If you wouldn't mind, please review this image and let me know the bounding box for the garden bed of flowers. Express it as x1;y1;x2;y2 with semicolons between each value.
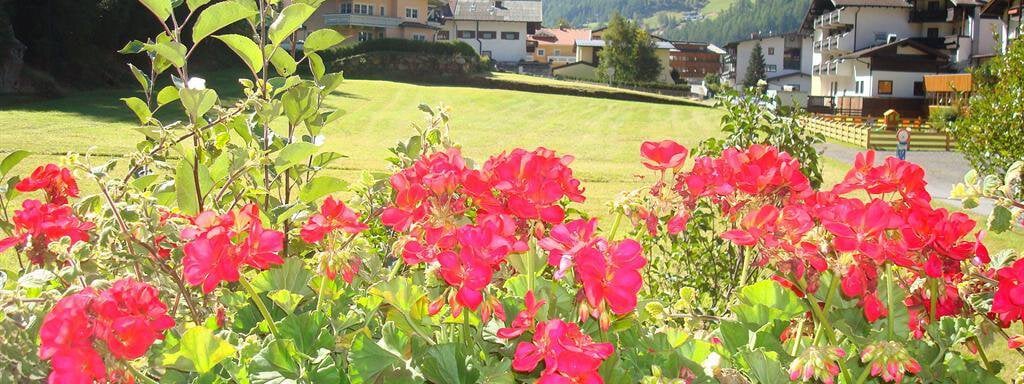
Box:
1;1;1023;383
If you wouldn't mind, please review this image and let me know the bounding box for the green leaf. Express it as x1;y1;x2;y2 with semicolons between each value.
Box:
319;72;345;94
179;88;218;121
138;0;173;22
127;63;150;91
0;150;31;178
251;258;313;295
174;157;213;215
274;142;318;172
267;46;298;76
178;326;235;374
156;85;180;107
267;289;304;315
18;269;56;289
743;350;789;384
308;52;326;80
348;328;419;384
733;280;804;326
988;205;1013;233
145;41;187;68
278;312;334;356
371;277;428;315
303;29;346;53
121;97;153;124
267;3;316;46
251;339;302;381
299;176;349;203
214;34;264;74
186;0;211;11
282;83;317;125
416;343;480;384
192;1;257;45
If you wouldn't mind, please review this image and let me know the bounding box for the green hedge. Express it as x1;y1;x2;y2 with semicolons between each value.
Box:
323;39;479;61
554;75;692;92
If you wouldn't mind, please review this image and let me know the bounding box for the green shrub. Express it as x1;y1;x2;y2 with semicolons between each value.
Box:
323;38;479;61
948;38;1024;175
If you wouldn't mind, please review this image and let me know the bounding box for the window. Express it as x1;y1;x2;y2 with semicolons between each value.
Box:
786;84;801;91
856;80;864;94
413;34;427;41
340;3;352;13
358;31;372;42
380;6;384;15
479;31;496;40
878;80;893;95
348;3;372;15
766;64;778;72
501;32;520;40
767;47;775;55
913;81;925;96
457;30;475;39
928;1;940;11
927;28;939;38
437;30;450;40
537;48;546;56
553;49;561;56
405;8;419;19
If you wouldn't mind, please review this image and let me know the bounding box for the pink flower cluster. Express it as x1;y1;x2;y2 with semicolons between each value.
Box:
38;279;174;384
511;319;614;383
181;204;285;293
0;164;93;265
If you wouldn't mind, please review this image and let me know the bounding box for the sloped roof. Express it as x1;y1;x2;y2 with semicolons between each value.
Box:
839;38;950;59
450;0;543;22
529;28;592;45
981;0;1012;16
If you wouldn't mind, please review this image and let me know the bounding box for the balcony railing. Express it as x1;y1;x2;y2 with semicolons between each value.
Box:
815;32;853;54
910;8;950;23
324;14;401;29
813;8;852;29
813;60;839;76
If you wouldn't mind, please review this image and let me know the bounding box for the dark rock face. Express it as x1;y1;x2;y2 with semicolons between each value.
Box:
334;52;481;78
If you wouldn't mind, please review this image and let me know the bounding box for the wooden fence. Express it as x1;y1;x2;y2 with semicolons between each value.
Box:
801;116;956;151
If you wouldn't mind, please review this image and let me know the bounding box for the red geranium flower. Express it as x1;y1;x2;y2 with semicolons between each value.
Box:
300;197;368;243
181;205;284;293
91;279;175;359
39;279;174;384
15;164;80;205
540;218;598;279
498;291;546;339
640;140;688;171
574;239;646;329
0;199;94;265
467;148;585;225
823;199;902;261
512;319;613;383
992;259;1024;327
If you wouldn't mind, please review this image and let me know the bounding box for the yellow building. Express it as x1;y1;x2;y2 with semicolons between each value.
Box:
305;0;441;43
527;28;591;67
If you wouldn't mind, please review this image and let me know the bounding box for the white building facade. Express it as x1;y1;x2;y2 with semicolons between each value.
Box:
439;0;542;62
723;33;814;95
803;0;1000;100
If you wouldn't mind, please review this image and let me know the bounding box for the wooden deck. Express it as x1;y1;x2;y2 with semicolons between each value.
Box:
801;116;956;151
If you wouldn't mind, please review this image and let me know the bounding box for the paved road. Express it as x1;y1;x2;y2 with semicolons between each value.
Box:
817;142;994;215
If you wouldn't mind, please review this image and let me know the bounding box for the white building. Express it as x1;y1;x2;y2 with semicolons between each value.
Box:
551;39;678;84
802;0;1001;116
439;0;543;62
723;32;813;103
981;0;1022;54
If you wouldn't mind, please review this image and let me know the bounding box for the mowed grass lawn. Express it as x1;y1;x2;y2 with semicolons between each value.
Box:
0;75;722;216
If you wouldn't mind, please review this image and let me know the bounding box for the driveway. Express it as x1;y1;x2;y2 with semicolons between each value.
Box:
817;142;994;215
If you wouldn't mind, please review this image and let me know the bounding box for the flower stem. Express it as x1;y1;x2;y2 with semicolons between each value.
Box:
608;211;624;241
126;364;160;384
885;263;896;341
797;278;853;384
316;275;329;312
239;275;279;337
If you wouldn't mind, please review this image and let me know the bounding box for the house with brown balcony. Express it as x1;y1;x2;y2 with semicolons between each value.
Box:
802;0;1001;118
305;0;442;44
666;41;725;84
527;27;591;67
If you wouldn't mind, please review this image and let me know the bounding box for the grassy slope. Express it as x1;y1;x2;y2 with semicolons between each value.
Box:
701;0;740;18
0;75;722;216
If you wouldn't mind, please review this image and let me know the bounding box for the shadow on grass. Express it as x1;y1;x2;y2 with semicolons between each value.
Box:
0;69;249;123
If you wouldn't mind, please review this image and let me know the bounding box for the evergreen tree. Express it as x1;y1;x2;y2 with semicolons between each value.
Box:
556;17;573;29
597;13;662;83
743;42;766;88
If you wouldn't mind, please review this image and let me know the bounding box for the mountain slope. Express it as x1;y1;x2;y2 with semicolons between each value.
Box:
543;0;706;27
664;0;810;44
